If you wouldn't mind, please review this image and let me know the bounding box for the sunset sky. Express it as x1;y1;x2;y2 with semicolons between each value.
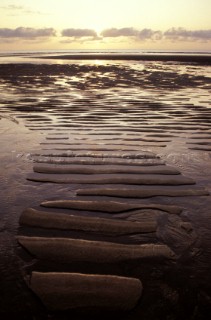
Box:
0;0;210;51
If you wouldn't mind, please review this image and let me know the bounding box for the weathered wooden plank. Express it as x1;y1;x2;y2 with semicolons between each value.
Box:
18;236;175;263
33;158;165;166
41;199;182;214
31;151;158;159
77;188;209;198
27;173;195;185
29;272;142;311
19;208;157;234
33;164;180;175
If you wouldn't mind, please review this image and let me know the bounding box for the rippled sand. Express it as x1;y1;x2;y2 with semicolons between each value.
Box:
0;57;211;319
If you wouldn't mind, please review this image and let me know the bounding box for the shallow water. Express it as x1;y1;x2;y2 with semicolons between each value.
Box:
0;58;211;319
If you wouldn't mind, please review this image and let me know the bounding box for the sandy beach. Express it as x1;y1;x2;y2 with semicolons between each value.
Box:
0;53;211;319
37;53;211;65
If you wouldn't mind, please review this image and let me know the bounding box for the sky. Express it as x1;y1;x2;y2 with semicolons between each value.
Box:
0;0;211;51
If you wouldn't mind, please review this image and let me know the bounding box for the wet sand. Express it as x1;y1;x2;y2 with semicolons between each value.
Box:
0;56;211;319
36;53;211;65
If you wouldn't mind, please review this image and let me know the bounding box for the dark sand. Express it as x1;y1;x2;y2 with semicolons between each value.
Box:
37;53;211;65
0;55;211;319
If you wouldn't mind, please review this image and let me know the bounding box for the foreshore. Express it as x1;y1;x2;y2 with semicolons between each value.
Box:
0;57;211;319
35;53;211;64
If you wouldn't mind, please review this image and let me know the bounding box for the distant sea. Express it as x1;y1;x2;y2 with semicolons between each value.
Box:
0;49;211;64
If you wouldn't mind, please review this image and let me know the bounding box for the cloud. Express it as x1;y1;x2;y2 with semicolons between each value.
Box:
101;27;162;40
100;27;211;42
0;4;45;15
0;27;56;39
164;28;211;41
138;28;163;40
62;28;98;38
101;27;138;37
0;25;210;44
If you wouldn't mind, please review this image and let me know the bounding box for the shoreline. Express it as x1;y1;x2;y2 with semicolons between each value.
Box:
34;53;211;65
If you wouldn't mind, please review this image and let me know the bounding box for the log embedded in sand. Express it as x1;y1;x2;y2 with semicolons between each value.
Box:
41;199;182;214
76;188;209;198
29;272;142;311
188;146;211;151
33;164;180;175
187;142;211;146
41;145;165;151
32;151;158;159
17;236;175;262
19;208;157;234
27;173;195;185
41;140;168;145
33;157;165;166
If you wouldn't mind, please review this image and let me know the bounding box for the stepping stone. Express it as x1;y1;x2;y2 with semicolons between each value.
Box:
29;272;142;311
17;236;175;263
19;208;157;234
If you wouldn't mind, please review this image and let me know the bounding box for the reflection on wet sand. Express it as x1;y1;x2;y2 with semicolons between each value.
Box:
0;58;211;319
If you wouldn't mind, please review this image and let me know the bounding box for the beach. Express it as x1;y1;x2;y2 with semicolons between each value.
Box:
0;52;211;319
